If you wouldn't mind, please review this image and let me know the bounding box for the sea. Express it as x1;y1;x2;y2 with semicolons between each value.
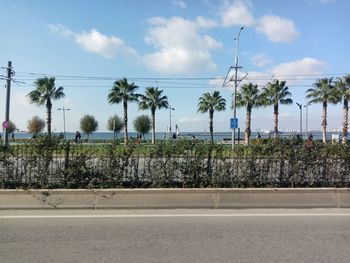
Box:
8;131;345;143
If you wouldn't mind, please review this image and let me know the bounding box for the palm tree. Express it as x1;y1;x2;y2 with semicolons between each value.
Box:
108;78;139;144
236;83;262;144
261;80;293;138
27;77;65;136
138;87;169;144
306;78;340;144
335;75;350;144
197;91;226;143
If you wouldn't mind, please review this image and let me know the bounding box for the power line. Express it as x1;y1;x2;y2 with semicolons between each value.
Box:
13;83;322;90
8;71;349;91
14;71;349;80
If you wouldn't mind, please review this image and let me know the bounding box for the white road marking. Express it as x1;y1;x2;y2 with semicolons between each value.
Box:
1;213;350;219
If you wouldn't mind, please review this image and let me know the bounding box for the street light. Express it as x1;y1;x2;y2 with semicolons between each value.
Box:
168;105;175;139
232;26;244;149
57;106;70;139
304;104;310;137
296;103;302;139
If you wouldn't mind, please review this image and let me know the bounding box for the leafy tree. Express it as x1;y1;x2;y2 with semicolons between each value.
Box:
7;121;17;134
107;115;124;140
133;115;151;139
306;78;340;144
335;74;350;144
27;77;64;136
108;78;139;144
261;80;293;138
139;87;169;144
27;116;45;137
197;91;226;143
236;83;262;144
80;115;98;140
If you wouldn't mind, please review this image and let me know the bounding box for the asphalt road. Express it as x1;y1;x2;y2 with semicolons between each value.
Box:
1;209;350;263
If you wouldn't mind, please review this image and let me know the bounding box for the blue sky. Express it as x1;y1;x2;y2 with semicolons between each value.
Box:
0;0;349;133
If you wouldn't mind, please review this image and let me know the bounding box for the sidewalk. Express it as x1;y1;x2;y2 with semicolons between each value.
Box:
0;188;349;209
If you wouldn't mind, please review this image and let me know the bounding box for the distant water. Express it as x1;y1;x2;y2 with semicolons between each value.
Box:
9;131;345;142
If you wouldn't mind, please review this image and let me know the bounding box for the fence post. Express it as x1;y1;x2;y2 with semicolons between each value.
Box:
64;141;70;171
279;144;285;187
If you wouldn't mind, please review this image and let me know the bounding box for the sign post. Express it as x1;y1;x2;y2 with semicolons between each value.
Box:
230;118;238;129
230;118;238;147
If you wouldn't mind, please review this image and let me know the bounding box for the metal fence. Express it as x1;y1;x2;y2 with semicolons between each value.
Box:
1;140;350;189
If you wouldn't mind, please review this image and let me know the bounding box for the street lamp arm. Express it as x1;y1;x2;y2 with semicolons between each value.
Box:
234;27;244;66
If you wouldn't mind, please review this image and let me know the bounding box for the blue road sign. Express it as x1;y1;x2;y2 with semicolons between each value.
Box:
230;118;238;129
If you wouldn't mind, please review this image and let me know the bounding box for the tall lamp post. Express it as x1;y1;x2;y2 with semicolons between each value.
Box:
304;104;309;137
296;103;302;138
57;106;70;139
168;105;175;139
232;26;244;149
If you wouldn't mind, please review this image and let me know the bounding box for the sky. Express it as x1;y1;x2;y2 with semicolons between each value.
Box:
0;0;349;134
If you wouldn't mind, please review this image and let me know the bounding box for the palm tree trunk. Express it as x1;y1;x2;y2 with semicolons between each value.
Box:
245;105;252;145
123;99;128;144
342;99;348;144
151;108;156;144
322;101;327;144
46;99;52;136
209;110;214;144
274;104;279;138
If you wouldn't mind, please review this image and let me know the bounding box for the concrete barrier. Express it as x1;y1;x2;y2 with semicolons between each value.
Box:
0;188;349;209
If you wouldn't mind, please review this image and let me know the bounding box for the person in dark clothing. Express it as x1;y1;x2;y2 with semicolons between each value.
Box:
75;131;81;143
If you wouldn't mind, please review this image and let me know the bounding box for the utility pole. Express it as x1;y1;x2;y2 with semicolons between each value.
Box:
168;105;175;139
3;61;13;147
57;106;70;140
296;103;302;139
304;104;309;137
223;27;247;149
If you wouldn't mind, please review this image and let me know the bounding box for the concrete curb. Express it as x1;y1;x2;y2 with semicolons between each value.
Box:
0;188;349;209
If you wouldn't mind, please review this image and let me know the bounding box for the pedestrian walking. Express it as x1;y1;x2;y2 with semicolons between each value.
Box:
75;131;81;143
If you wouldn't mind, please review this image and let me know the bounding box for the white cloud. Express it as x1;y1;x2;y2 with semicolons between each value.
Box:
255;15;299;43
144;17;222;74
48;24;73;37
221;1;255;27
48;24;136;58
172;0;187;9
251;53;273;67
219;2;299;43
211;57;327;88
144;48;217;74
271;57;327;79
75;29;136;58
196;16;218;29
209;77;227;88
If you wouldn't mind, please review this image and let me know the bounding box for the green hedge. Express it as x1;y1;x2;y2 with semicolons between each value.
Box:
0;137;349;189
